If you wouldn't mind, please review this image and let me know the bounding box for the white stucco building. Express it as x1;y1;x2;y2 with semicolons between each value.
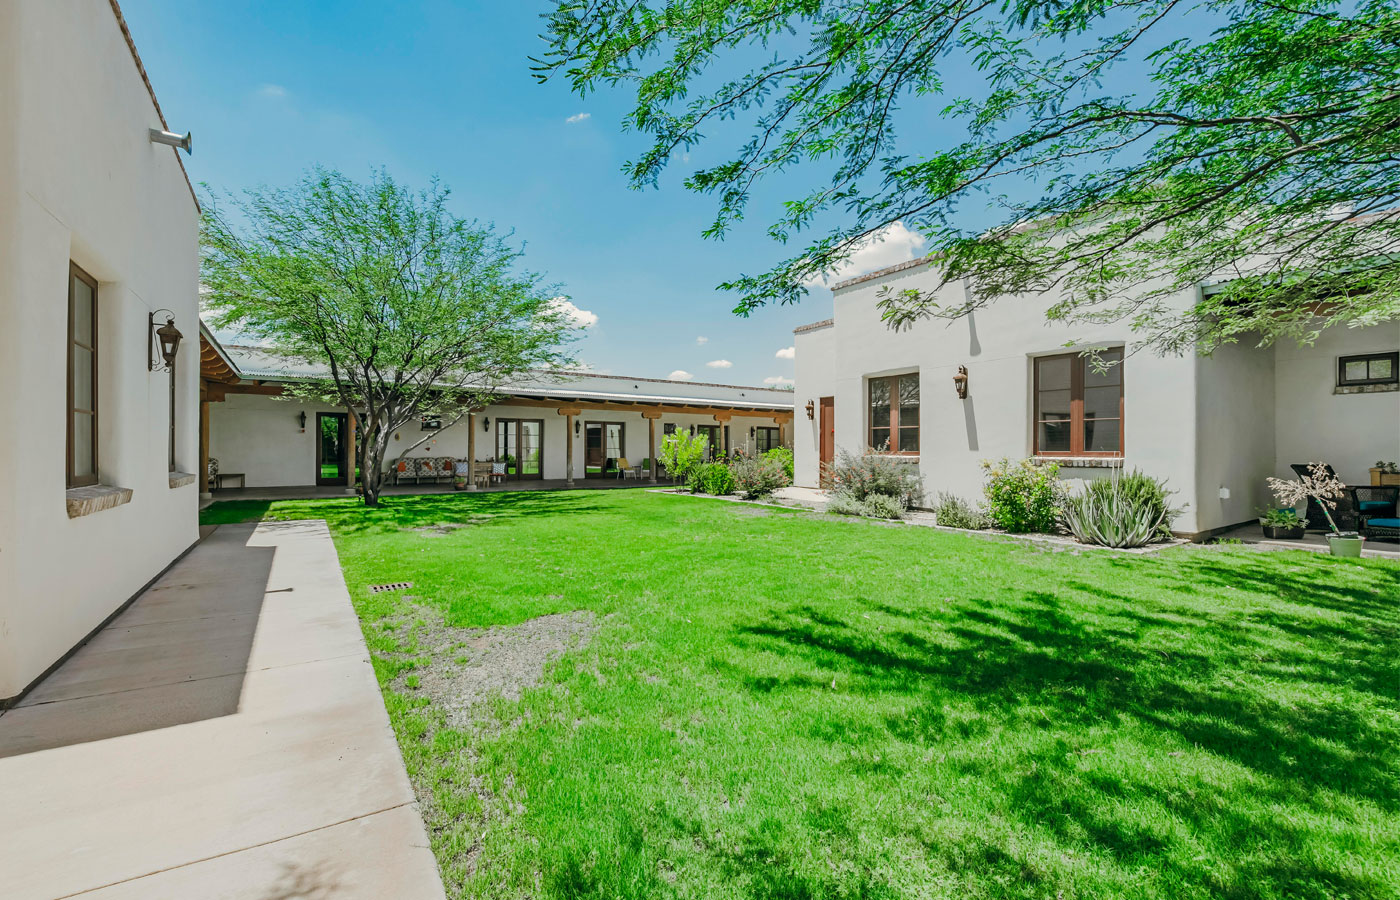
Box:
0;1;201;703
202;346;795;490
793;258;1400;537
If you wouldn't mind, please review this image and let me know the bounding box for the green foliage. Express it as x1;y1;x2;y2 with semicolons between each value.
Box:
826;448;923;508
1259;507;1308;528
824;491;865;517
659;428;708;488
538;0;1400;352
688;462;736;496
1062;471;1179;548
731;455;789;499
981;458;1067;533
858;493;906;520
933;492;991;530
763;447;795;482
200;168;575;505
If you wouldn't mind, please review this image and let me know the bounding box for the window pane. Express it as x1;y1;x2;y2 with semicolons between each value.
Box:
1037;356;1070;391
72;346;94;410
870;427;890;450
1084;385;1120;419
898;376;918;429
72;276;94;345
1038;420;1071;452
521;422;542;476
1084;350;1123;387
1038;389;1071;418
606;424;623;458
1345;360;1368;382
898;427;919;453
1370;357;1394;381
1084;418;1121;453
869;378;890;428
72;411;94;478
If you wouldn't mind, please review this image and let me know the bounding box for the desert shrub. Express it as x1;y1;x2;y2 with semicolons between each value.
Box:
825;492;865;516
826;448;923;508
659;429;708;489
933;492;990;530
1062;470;1180;548
763;447;795;481
981;457;1067;533
688;462;736;495
859;493;906;520
732;456;789;499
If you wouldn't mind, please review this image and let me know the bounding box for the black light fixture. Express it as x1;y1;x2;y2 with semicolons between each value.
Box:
297;410;307;430
148;310;183;372
749;426;755;439
482;416;491;432
575;419;581;436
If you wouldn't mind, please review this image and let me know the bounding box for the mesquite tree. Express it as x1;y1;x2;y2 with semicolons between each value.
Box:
202;168;577;505
537;0;1400;353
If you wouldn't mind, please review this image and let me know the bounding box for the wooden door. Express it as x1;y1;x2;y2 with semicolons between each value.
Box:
316;412;348;485
818;397;835;472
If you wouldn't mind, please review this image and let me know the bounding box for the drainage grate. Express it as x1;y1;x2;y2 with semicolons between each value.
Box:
368;581;413;594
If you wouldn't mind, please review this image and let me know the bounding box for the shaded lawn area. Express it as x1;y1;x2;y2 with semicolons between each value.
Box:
201;490;1400;900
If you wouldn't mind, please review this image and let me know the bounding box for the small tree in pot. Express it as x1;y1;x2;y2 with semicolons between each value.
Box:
1266;463;1362;557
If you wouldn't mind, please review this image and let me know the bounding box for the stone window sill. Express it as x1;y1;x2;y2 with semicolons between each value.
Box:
1334;382;1398;395
66;484;133;519
168;471;197;489
1035;456;1128;469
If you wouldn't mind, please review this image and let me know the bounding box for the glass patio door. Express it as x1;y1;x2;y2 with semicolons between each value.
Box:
495;419;544;480
316;413;348;485
584;422;625;477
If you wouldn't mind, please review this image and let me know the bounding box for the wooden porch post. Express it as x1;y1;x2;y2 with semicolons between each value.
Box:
344;408;357;494
559;407;581;487
642;411;661;483
714;412;732;459
198;388;211;499
466;412;478;490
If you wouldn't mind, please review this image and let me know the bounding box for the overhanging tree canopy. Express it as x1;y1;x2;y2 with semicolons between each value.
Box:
537;0;1400;353
201;168;577;505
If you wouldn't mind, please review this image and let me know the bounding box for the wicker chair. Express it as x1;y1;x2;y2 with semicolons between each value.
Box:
1290;463;1358;532
1355;486;1400;542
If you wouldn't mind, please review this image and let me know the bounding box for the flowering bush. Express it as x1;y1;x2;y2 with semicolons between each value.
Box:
826;491;905;520
933;492;991;530
764;447;795;481
981;458;1067;533
825;447;923;508
1267;462;1348;533
732;456;789;499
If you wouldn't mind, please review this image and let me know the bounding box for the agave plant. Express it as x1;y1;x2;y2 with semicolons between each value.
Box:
1061;471;1178;548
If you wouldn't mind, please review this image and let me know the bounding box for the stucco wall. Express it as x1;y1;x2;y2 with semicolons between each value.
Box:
793;264;1209;530
1274;323;1400;485
0;2;200;700
1194;339;1277;529
210;393;786;486
792;323;836;487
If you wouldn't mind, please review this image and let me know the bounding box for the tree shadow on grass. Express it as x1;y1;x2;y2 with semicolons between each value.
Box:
724;574;1400;898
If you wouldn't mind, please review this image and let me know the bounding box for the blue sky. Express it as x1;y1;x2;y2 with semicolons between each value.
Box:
120;0;941;388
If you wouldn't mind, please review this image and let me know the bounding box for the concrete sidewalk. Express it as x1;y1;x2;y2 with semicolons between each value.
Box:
0;521;445;900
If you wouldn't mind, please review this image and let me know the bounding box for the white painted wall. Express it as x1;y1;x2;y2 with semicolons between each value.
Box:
792;323;836;487
210;394;786;486
0;2;201;699
1274;323;1400;485
794;262;1206;531
1194;339;1277;528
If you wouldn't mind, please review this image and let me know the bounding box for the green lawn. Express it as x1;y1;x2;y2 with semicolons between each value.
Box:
201;490;1400;900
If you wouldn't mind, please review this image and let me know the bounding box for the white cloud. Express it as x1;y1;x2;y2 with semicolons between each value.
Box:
775;346;796;360
668;370;695;381
548;297;598;329
565;112;591;124
763;375;795;387
696;336;709;345
801;221;927;289
256;83;288;99
706;359;733;369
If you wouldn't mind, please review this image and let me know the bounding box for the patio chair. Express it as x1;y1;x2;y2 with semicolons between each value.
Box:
472;461;492;488
1355;486;1400;542
490;461;507;484
1290;463;1358;532
392;458;411;485
617;457;637;479
439;457;455;484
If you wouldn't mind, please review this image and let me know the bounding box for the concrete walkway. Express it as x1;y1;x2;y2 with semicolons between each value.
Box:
0;521;445;900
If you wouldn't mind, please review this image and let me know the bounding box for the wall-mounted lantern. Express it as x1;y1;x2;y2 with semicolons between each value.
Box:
297;410;307;430
749;426;755;440
148;310;183;372
483;416;491;432
953;365;969;399
575;419;581;436
805;400;815;420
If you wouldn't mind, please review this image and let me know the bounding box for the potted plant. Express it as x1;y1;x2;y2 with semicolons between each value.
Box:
1257;507;1307;540
1371;461;1400;487
1267;462;1364;557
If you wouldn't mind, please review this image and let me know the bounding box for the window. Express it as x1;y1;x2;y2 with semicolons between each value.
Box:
868;374;918;453
755;426;780;453
68;263;99;487
695;424;720;458
420;415;442;430
1338;351;1398;387
1034;349;1124;456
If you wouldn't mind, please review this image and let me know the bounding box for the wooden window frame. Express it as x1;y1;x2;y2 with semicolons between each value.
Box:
495;418;546;480
755;426;780;453
68;263;100;488
1033;350;1125;458
1337;351;1399;387
584;420;626;477
867;373;919;455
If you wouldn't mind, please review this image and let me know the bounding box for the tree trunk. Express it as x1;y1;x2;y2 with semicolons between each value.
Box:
359;417;390;507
